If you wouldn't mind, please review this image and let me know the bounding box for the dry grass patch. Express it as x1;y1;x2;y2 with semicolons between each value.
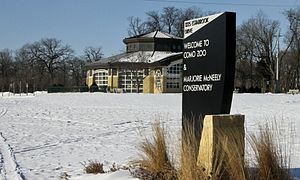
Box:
134;119;292;180
134;121;177;179
82;160;105;174
216;129;248;180
178;120;206;180
249;123;292;180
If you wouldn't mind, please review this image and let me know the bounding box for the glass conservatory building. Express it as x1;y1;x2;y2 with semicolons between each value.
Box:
85;31;183;93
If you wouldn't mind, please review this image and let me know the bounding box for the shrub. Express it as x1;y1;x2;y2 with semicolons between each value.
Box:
178;119;206;180
215;129;248;180
249;123;292;180
47;84;90;93
89;82;99;92
59;172;71;180
79;84;89;92
82;160;104;174
134;122;177;180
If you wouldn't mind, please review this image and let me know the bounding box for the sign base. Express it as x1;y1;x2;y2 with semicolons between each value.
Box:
197;114;245;177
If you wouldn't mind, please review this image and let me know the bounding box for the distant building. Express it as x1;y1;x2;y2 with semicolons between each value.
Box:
85;31;183;93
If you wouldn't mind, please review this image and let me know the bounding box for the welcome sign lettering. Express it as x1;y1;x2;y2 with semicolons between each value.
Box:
182;12;236;143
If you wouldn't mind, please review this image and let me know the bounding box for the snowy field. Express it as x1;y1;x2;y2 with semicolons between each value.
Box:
0;92;299;180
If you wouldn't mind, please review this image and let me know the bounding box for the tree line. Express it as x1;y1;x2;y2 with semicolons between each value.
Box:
236;9;300;92
0;38;103;92
128;6;300;92
1;6;300;93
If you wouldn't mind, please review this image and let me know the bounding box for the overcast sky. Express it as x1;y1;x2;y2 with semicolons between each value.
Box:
0;0;299;57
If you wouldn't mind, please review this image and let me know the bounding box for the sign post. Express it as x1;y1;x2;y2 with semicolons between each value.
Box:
182;12;236;149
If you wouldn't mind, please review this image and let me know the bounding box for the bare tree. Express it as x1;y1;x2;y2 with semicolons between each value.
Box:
127;6;203;37
145;10;163;32
284;8;300;89
238;11;279;92
161;6;180;34
127;16;147;36
174;7;203;37
84;46;103;63
29;38;74;84
0;49;14;91
280;52;297;90
15;45;36;91
236;21;258;89
68;57;86;86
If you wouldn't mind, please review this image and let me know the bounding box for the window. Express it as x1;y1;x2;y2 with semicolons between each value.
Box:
127;43;139;52
140;43;154;51
94;70;108;87
166;63;182;89
156;43;170;51
155;70;161;89
167;63;182;75
177;45;182;51
172;44;177;51
119;69;144;93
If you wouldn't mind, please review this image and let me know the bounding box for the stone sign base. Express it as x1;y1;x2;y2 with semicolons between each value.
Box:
197;114;245;176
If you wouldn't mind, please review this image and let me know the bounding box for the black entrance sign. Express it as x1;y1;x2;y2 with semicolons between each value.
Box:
182;12;236;144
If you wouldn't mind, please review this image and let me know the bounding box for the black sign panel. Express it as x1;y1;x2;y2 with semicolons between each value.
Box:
182;12;236;143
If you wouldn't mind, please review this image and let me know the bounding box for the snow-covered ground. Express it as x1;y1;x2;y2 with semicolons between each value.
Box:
0;92;299;180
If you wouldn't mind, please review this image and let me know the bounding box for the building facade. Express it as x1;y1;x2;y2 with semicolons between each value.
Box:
85;31;183;93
